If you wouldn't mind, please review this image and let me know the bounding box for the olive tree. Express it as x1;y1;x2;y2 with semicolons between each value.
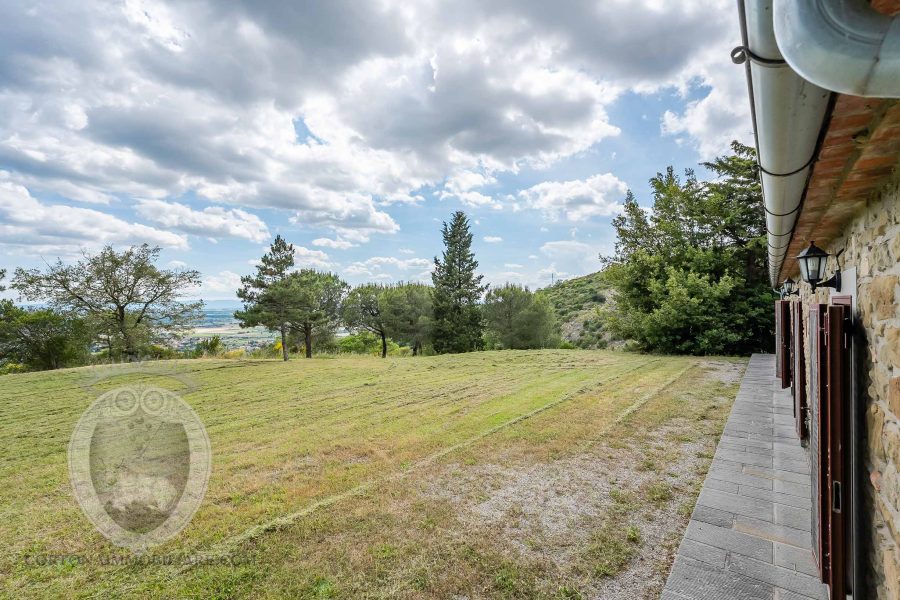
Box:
13;245;202;360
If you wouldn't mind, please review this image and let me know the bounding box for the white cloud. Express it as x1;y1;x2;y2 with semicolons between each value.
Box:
0;182;188;255
445;171;496;193
656;5;752;158
455;191;500;209
483;236;503;243
519;173;627;221
504;263;523;269
200;269;242;299
312;237;355;249
293;246;333;269
539;239;607;281
167;259;188;268
344;255;433;281
134;199;269;242
0;0;744;248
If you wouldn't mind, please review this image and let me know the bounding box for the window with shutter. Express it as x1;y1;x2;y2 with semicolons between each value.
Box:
776;300;792;389
775;300;783;380
792;301;808;441
825;303;851;599
809;303;829;580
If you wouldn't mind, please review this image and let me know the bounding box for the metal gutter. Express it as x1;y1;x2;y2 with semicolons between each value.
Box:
774;0;900;98
734;0;831;286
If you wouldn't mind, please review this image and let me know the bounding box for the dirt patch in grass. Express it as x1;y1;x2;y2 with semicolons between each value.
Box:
701;359;745;385
423;422;714;599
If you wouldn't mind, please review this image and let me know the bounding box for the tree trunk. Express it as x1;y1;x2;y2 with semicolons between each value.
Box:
117;308;137;362
380;331;387;358
280;324;289;361
304;325;312;358
412;340;419;356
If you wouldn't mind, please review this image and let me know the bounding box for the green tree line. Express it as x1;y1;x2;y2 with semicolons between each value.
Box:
0;212;559;371
234;212;559;361
0;142;769;370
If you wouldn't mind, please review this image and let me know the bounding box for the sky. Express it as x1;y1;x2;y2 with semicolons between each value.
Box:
0;0;753;303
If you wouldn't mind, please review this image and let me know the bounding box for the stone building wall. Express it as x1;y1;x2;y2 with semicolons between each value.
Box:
796;173;900;598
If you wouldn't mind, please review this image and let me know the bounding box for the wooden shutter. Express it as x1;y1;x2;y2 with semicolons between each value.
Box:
809;303;829;580
824;303;851;599
775;300;791;389
775;300;783;380
792;301;808;440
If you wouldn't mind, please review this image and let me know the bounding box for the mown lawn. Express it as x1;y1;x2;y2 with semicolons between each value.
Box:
0;350;745;599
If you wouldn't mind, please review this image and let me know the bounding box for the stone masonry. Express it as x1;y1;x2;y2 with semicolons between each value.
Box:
798;172;900;598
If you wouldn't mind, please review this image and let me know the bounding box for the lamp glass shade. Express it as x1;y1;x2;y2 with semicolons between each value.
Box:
798;257;810;282
795;241;829;285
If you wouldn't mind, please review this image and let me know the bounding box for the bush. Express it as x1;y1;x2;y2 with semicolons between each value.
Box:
193;336;224;357
0;363;27;375
337;332;401;356
249;341;282;359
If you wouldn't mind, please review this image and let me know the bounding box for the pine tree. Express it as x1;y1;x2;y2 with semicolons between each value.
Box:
236;235;296;361
287;270;347;358
431;211;486;353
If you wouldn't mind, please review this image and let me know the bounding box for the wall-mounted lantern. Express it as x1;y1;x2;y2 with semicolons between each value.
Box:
796;241;841;292
780;278;798;299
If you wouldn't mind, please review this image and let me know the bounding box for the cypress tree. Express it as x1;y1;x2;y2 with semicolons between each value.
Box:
431;211;486;353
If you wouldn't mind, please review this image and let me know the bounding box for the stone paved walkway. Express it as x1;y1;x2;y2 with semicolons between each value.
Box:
662;354;830;600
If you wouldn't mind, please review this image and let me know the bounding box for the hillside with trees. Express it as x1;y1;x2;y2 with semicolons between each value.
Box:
538;271;612;349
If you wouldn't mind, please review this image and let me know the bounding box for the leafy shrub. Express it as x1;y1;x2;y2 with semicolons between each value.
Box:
337;332;401;356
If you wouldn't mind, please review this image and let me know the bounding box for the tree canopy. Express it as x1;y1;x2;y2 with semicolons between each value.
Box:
285;270;348;358
601;141;772;355
12;244;202;360
0;303;90;370
236;235;298;361
483;284;559;350
342;284;390;358
381;283;432;356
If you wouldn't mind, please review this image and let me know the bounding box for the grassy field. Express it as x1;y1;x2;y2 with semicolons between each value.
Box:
0;350;745;599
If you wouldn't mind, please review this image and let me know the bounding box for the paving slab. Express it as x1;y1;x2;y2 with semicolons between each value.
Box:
662;354;829;600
